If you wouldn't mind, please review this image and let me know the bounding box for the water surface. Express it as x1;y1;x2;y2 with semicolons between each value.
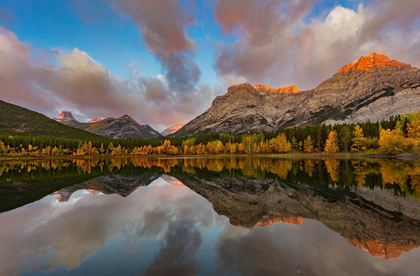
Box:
1;157;420;275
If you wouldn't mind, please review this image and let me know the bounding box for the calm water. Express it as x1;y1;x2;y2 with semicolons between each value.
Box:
1;157;420;275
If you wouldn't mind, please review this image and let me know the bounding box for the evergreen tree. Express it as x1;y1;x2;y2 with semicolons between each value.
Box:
100;142;105;154
339;126;352;151
107;142;115;154
291;137;298;151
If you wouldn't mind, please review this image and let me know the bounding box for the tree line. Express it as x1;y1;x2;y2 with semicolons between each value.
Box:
1;112;419;157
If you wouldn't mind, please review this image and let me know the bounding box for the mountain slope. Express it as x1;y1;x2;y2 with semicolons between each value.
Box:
174;53;420;136
0;100;103;139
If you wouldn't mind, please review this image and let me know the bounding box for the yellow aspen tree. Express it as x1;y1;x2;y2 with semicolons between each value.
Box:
324;131;340;154
407;116;420;139
304;136;314;153
378;128;406;154
351;125;365;152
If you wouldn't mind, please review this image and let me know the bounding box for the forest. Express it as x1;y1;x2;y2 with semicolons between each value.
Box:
0;112;419;157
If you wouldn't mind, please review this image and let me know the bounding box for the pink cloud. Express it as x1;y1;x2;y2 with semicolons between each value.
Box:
0;27;214;130
214;0;420;90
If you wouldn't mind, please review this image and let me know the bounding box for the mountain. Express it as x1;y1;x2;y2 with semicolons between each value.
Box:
174;53;420;136
0;100;103;140
54;111;76;122
54;113;161;139
161;124;184;136
89;117;101;123
83;114;161;139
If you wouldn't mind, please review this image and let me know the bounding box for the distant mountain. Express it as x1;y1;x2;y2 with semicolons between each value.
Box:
0;100;103;140
85;114;162;139
161;124;183;136
54;111;76;122
54;112;161;139
174;53;420;136
89;117;101;123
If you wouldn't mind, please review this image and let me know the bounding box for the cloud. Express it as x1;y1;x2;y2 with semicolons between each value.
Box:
214;0;420;90
0;27;214;129
106;0;201;92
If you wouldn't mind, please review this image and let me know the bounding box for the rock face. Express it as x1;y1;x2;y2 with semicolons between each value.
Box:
54;111;76;122
253;84;300;94
161;124;184;136
174;53;420;136
54;113;161;139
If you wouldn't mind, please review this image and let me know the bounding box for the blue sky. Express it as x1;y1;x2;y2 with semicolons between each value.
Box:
0;0;355;84
0;0;419;130
0;0;225;83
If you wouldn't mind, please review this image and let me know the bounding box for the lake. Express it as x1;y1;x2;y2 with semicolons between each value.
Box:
1;156;420;275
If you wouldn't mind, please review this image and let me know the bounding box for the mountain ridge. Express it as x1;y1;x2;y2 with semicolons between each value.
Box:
173;53;420;136
53;113;162;139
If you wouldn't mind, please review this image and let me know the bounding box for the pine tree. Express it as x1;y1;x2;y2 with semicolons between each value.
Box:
291;137;298;151
339;126;352;151
100;142;105;154
107;142;115;154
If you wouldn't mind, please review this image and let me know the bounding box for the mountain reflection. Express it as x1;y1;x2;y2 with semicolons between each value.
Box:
1;157;420;275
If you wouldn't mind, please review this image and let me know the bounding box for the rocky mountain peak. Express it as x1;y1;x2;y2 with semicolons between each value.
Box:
88;117;101;123
54;111;76;122
336;53;409;74
119;114;139;124
253;84;300;94
227;82;254;93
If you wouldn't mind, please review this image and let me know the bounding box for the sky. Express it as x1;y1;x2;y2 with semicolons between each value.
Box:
0;0;419;131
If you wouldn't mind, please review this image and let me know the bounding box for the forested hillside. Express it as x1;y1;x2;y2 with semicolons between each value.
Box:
0;100;103;140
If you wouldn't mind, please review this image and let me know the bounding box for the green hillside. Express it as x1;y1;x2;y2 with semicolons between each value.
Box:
0;100;103;140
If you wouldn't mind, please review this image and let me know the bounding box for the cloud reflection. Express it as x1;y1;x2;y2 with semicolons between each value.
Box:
1;175;420;275
0;178;218;274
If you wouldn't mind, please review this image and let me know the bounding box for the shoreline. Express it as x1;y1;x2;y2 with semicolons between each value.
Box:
1;152;419;161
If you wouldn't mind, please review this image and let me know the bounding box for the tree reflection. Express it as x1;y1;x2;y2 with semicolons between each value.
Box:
1;157;420;199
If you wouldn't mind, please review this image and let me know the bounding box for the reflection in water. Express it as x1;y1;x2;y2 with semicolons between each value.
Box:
1;157;420;275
